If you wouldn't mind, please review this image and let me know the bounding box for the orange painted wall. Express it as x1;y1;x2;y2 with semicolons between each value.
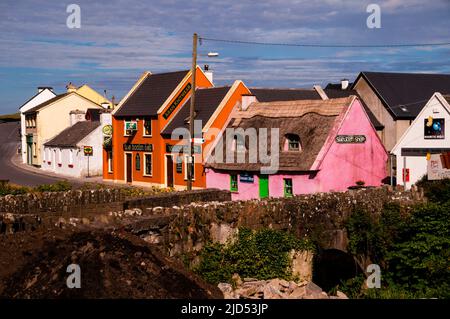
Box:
162;81;251;189
103;67;212;186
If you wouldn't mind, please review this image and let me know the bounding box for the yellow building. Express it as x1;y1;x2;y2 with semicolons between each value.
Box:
73;83;114;109
23;86;107;167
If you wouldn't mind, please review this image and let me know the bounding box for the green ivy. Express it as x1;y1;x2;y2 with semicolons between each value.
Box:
194;227;314;285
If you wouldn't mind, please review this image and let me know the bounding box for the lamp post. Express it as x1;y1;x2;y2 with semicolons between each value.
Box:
187;34;219;190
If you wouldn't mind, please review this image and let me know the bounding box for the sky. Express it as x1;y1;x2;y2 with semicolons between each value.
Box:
1;0;450;114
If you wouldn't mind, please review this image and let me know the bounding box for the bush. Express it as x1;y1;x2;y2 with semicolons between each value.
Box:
195;228;314;285
416;176;450;204
34;180;72;192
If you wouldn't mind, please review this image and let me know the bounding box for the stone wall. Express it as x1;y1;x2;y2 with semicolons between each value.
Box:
0;188;231;215
122;186;425;265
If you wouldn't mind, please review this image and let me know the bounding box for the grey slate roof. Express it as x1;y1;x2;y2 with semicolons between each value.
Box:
44;121;100;148
114;70;189;117
353;71;450;119
161;86;230;136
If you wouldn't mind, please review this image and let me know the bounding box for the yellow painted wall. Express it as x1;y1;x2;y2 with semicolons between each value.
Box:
76;84;113;108
35;93;102;165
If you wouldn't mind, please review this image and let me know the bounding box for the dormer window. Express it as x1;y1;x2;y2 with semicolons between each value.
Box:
233;134;246;152
285;134;301;151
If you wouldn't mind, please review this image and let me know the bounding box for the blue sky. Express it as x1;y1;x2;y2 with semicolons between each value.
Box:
1;0;450;114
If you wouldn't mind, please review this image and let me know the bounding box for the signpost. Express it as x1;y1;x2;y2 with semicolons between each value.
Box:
84;146;93;177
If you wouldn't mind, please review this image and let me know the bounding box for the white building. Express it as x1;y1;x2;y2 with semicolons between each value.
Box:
19;87;56;164
392;93;450;189
42;109;112;178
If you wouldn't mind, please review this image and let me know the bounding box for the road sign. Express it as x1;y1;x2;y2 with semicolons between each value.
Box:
84;146;93;156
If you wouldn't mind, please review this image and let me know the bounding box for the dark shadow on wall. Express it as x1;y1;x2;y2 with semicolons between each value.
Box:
312;248;363;292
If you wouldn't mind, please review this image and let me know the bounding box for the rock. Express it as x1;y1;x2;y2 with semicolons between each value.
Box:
336;291;348;299
232;273;243;286
288;286;306;299
305;282;323;295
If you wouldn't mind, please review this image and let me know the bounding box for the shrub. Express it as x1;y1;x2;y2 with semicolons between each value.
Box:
195;227;314;285
416;176;450;204
34;180;72;192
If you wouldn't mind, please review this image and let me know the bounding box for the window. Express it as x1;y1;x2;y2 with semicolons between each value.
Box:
144;153;152;176
135;153;141;171
69;149;74;167
234;135;246;152
57;149;62;164
184;155;195;180
143;119;152;136
284;178;293;197
176;156;183;174
286;134;300;151
33;143;37;158
107;151;113;173
124;120;137;136
230;174;238;192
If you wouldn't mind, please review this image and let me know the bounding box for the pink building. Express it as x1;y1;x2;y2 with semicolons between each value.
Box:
205;96;388;200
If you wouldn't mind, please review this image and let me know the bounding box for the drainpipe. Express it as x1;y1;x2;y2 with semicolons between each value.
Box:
390;153;394;187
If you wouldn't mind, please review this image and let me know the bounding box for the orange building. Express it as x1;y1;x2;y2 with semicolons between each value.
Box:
103;67;251;189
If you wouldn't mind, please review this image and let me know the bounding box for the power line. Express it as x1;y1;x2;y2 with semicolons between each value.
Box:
199;37;450;48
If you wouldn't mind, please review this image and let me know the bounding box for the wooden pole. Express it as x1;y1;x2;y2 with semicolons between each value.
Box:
187;33;197;191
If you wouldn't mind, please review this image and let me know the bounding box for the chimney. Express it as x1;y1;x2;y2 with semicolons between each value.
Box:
38;87;53;93
341;79;349;90
101;102;110;109
100;111;112;126
203;65;213;84
69;110;86;126
241;94;257;111
313;85;329;100
66;82;77;93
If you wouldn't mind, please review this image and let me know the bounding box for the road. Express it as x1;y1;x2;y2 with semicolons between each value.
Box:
0;121;63;186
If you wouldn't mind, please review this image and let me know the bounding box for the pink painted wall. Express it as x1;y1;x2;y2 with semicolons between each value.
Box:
206;99;388;200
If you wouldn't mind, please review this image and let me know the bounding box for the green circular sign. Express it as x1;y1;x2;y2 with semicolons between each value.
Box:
102;125;113;136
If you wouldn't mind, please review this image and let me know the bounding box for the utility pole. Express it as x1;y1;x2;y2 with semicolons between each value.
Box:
187;33;198;191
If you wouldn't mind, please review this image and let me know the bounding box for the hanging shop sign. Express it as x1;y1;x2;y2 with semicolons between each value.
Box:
428;153;450;180
239;173;254;183
335;135;366;144
102;125;113;136
424;118;445;139
166;143;201;154
163;82;192;120
123;143;153;152
84;146;93;156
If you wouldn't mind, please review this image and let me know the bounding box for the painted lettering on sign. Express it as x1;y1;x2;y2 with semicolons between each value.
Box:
239;173;254;183
123;144;153;152
163;83;192;120
335;135;366;144
166;143;201;154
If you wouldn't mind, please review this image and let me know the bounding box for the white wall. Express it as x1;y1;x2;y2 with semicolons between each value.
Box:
20;89;56;163
393;94;450;189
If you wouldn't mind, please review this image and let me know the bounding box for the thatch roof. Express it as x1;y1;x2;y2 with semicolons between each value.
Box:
206;97;353;172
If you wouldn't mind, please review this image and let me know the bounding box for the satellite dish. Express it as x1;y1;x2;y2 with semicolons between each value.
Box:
207;52;219;57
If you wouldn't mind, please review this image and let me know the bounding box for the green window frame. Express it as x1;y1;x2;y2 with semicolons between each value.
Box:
135;153;141;171
284;178;293;197
230;174;238;192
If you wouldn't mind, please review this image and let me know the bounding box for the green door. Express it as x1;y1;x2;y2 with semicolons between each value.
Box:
27;143;32;165
259;175;269;199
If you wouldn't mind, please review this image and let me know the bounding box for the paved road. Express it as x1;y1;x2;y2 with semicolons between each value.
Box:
0;121;63;186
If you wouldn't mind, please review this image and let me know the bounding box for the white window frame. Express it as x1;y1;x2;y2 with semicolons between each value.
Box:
57;148;62;164
143;119;152;137
143;152;152;176
69;149;74;166
107;151;113;173
184;155;195;181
